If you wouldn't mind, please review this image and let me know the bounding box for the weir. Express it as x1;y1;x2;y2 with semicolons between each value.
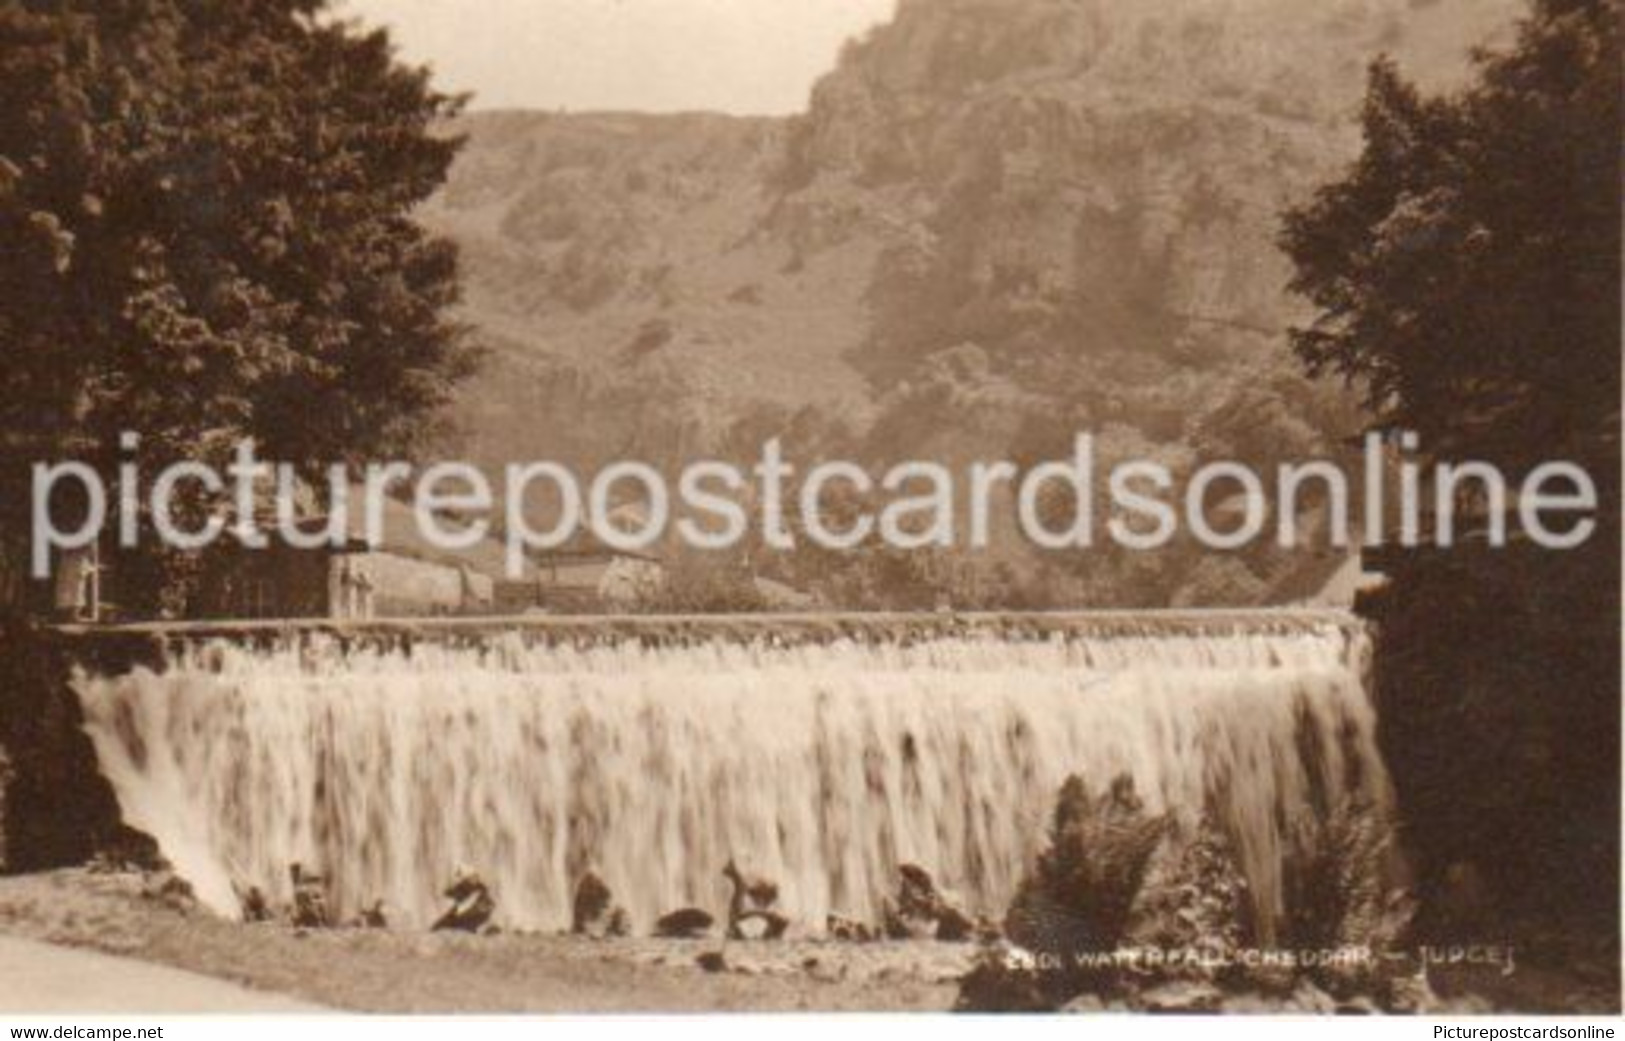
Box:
61;611;1396;942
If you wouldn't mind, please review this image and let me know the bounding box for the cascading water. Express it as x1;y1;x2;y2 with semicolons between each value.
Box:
70;615;1396;942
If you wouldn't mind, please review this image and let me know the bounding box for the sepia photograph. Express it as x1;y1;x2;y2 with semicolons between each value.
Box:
0;0;1618;1025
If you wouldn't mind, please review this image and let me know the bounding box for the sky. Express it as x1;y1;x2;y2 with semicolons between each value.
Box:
338;0;898;115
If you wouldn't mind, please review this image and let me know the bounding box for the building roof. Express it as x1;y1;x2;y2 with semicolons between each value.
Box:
1267;549;1384;608
348;493;542;583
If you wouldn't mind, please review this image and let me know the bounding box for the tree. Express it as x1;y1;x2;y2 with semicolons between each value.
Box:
1280;0;1621;944
1281;0;1619;480
0;0;475;610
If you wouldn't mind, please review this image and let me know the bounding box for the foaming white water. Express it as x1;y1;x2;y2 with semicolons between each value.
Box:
72;621;1392;940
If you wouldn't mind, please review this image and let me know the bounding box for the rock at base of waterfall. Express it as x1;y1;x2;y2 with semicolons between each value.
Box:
601;907;630;938
826;914;875;942
571;871;611;928
289;863;333;929
291;892;330;928
934;905;975;943
722;859;779;911
571;872;630;939
882;864;976;943
350;899;389;929
655;907;715;939
881;898;927;940
235;883;272;923
730;909;790;941
723;859;783;939
432;867;496;934
896;863;937;916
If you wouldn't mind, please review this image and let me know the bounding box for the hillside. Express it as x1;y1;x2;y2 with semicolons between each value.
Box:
421;0;1521;607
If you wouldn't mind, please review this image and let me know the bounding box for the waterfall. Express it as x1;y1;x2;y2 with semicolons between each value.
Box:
70;615;1396;941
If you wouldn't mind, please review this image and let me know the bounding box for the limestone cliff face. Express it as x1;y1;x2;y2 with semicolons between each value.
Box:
421;112;811;480
423;0;1518;603
771;0;1516;453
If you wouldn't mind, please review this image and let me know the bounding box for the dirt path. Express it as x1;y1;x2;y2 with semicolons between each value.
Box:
0;935;326;1014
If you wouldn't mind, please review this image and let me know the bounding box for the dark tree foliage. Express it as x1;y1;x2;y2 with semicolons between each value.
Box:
1281;0;1620;479
0;0;475;605
1282;0;1621;952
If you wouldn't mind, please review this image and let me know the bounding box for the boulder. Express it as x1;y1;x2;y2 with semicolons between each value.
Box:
432;865;495;933
235;884;272;923
934;904;975;943
571;871;630;938
289;864;332;928
883;863;976;942
351;899;389;929
655;907;715;939
723;859;783;939
826;914;875;942
732;909;790;941
897;863;938;915
722;859;779;910
572;871;612;930
882;897;935;940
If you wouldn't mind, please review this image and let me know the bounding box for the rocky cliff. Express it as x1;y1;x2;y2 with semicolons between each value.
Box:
422;0;1520;607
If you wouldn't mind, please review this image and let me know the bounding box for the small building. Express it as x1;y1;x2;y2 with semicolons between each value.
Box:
531;544;665;614
197;493;539;621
